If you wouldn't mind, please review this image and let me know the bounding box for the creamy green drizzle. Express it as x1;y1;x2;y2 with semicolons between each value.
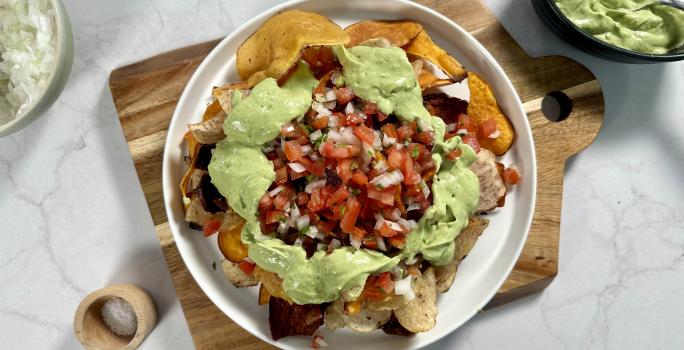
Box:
208;46;479;304
555;0;684;54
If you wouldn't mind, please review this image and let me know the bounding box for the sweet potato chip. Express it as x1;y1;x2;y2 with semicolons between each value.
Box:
269;297;323;340
344;20;422;47
236;10;349;86
394;267;437;332
404;30;467;82
434;217;489;293
467;71;514;155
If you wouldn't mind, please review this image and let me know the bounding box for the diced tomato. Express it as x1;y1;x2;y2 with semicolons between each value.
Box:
402;157;421;185
478;117;498;139
238;260;256;276
275;166;288;185
503;167;522;185
283;141;303;162
362;102;378;115
407;264;421;277
316;219;336;234
307;187;327;213
311;115;329;130
362;275;384;301
340;196;361;235
415;131;434;145
367;184;396;206
381;124;398;139
457;113;476;133
377;221;399;237
307;159;325;176
345;113;364;126
272;157;285;169
320;141;360;158
280;123;302;138
265;210;285;224
259;193;273;210
461;134;481;153
376;111;389;122
387;147;404;169
326;186;349;207
202;219;221;237
446;148;462;160
397;125;414;141
336;159;352;183
335;87;355;105
363;237;378;250
296;192;310;206
388;235;406;249
295;136;309;145
394;188;406;215
353;124;376;145
273;192;291;210
351;170;368;186
375;272;394;294
288;166;308;180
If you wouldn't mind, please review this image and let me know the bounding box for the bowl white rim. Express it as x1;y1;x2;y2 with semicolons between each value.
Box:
0;0;74;136
163;0;537;348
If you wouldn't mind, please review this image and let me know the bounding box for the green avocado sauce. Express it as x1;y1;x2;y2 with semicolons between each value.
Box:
555;0;684;54
208;47;479;304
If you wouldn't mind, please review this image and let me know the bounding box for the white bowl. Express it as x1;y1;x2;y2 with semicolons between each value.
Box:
0;0;74;137
163;0;537;349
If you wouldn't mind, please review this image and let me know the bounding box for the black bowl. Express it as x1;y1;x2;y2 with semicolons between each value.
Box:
533;0;684;63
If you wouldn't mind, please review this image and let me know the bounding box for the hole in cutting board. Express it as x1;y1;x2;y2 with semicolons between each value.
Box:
542;91;572;122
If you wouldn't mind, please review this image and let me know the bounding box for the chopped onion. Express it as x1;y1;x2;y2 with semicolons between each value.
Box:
361;143;374;167
488;129;501;138
314;93;325;102
328;114;339;127
331;70;344;86
382;133;396;147
419;181;431;198
290;203;300;220
296;215;310;230
374;213;384;222
277;222;289;234
261;144;275;153
446;123;458;132
305;179;326;194
340;127;361;146
385;220;402;231
312;101;331;116
372;159;389;174
324;100;336;110
456;128;468;136
310;152;321;161
288;162;306;173
350;236;362;249
305;225;319;239
324;89;337;102
315;231;326;240
405;255;419;265
293;237;303;246
394;275;415;300
376;236;387;251
310;129;323;142
301;144;312;155
282;123;295;133
373;130;382;150
268;186;284;197
370;170;404;188
329;238;341;250
344;102;355;115
390;266;403;279
316;243;327;251
406;203;421;211
388;208;401;221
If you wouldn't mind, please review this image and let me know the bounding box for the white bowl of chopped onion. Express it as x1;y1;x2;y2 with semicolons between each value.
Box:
0;0;73;137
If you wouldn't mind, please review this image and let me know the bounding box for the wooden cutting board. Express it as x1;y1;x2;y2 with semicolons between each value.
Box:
109;0;603;348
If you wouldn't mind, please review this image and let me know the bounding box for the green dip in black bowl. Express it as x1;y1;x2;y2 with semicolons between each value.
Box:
534;0;684;63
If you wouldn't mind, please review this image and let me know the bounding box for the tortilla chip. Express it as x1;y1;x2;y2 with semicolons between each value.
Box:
236;10;349;86
434;217;489;293
269;297;323;340
358;37;393;48
467;71;514;155
211;86;235;115
184;195;212;226
221;259;258;287
366;294;409;311
345;20;422;47
188;111;226;145
404;30;467;82
254;266;293;304
394;267;437;333
324;299;391;333
469;149;506;213
423;93;469;124
217;220;248;263
381;315;414;337
258;284;271;305
202;99;223;122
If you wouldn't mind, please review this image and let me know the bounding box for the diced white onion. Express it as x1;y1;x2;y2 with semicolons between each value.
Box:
419;181;431;198
296;215;310;230
488;130;501;139
310;129;323;142
324;89;337;102
361;143;374;167
376;236;387;251
290;204;300;220
446;123;458;132
277;222;289;234
397;218;414;232
305;179;326;194
331;70;344;86
373;130;382;150
344;102;355;115
301;144;312;155
388;208;401;221
374;213;384;222
315;232;326;240
288;162;307;173
373;159;389;174
328;114;339;127
324;100;336;110
370;170;404;188
390;266;403;279
456;128;468;136
282;123;295;133
350;236;362;249
405;255;419;265
310;152;321;161
317;243;327;251
294;238;303;246
314;93;325;102
394;275;415;300
382;133;396;147
385;220;402;231
406;203;421;211
268;186;284;197
329;238;341;250
261;144;275;153
418;119;430;133
312;101;331;116
340;127;361;146
305;226;319;239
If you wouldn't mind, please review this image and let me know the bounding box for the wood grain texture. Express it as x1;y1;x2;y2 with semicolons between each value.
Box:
108;0;603;347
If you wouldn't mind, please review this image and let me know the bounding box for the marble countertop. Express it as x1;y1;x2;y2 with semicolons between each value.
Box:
1;0;682;349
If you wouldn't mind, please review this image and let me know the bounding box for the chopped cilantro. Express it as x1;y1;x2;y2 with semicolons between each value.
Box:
375;183;384;189
411;146;419;159
304;125;315;133
300;226;310;235
351;188;361;196
211;261;217;270
367;149;373;157
340;205;346;215
305;174;316;183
